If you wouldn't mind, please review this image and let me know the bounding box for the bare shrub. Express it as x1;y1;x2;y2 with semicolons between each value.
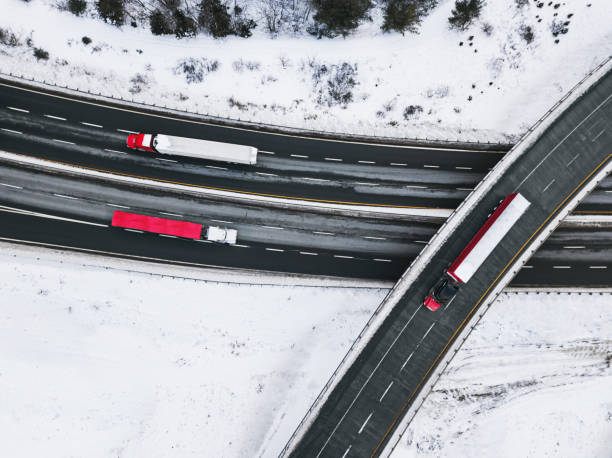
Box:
403;105;423;120
0;28;20;47
233;59;260;72
481;21;493;35
228;96;247;110
174;57;220;83
129;73;150;94
33;47;49;60
312;62;358;107
519;24;535;43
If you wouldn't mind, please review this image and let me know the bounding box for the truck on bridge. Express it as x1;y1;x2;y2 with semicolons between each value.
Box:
424;192;531;311
126;133;258;165
111;210;238;244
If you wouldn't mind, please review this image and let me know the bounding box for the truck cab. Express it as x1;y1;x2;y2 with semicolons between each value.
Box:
424;275;460;311
126;133;156;152
205;226;238;245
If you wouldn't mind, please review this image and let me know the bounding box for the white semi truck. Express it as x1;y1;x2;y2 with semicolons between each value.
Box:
424;192;531;311
127;133;258;165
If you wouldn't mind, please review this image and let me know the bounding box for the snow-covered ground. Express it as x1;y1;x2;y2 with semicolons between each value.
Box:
1;242;611;457
391;291;612;458
0;242;386;457
2;0;611;142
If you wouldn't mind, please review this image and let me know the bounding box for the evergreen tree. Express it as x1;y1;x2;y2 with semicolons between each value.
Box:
309;0;373;37
382;0;421;34
173;8;198;38
448;0;483;31
68;0;87;16
198;0;233;37
96;0;125;26
150;9;173;35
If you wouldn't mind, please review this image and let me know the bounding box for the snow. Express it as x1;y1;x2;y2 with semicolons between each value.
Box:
389;291;612;458
2;0;611;142
1;242;611;457
0;242;386;457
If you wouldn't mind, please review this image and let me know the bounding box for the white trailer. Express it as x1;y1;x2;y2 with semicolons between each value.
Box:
447;192;531;283
135;134;258;164
425;192;531;311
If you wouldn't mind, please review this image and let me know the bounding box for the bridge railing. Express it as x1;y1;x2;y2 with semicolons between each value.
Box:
277;55;611;457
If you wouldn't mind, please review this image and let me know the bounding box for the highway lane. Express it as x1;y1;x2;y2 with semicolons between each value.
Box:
0;106;478;208
2;103;611;211
0;80;506;166
288;62;612;456
0;163;610;285
0;209;406;279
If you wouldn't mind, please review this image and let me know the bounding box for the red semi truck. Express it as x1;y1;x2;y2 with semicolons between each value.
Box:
111;211;237;244
424;192;531;311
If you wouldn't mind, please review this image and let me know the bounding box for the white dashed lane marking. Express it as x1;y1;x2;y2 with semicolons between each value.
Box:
53;193;78;200
378;381;394;402
7;106;29;113
357;412;373;434
1;128;22;134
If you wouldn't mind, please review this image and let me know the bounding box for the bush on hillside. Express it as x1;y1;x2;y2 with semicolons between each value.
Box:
172;8;198;38
174;57;220;83
232;5;257;38
96;0;125;26
382;0;421;34
198;0;233;37
33;47;49;60
308;0;373;38
150;9;174;35
448;0;483;31
68;0;87;16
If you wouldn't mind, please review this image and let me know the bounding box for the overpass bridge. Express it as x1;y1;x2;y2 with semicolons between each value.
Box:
282;58;612;458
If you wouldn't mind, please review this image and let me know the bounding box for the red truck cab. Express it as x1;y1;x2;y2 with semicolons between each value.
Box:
127;133;156;152
424;276;460;311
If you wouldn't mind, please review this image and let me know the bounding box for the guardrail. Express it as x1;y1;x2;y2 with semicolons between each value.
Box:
277;55;612;457
0;71;509;151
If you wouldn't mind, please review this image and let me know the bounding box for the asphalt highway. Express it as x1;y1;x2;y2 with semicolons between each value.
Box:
289;64;612;456
0;163;609;285
3;82;611;213
0;81;504;209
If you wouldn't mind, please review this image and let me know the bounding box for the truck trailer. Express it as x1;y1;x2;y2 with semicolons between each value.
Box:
111;211;237;244
126;133;258;165
424;192;531;311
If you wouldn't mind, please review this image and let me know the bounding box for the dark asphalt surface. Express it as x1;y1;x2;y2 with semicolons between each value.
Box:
0;81;504;209
0;162;609;285
289;66;612;457
3;81;611;212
